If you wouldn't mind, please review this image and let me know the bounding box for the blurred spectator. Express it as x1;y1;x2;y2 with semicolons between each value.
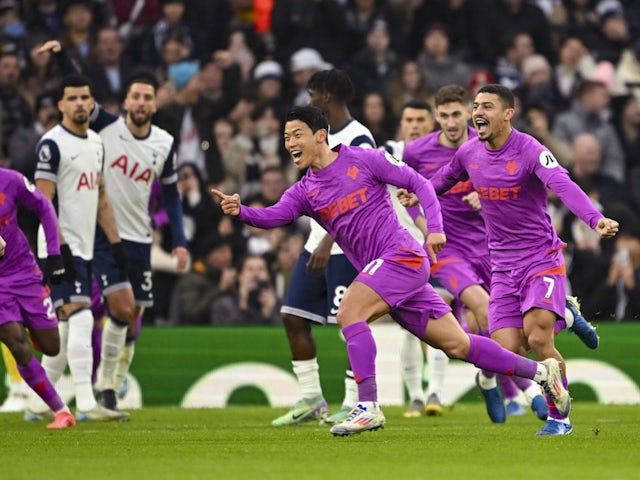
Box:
416;23;471;94
173;234;237;325
386;59;431;120
358;90;396;145
348;19;400;103
553;79;626;182
587;0;630;64
495;31;535;91
468;68;496;98
22;34;62;101
552;35;597;111
0;50;32;162
154;53;241;183
273;231;305;299
568;132;628;205
343;0;406;58
251;59;289;117
246;165;289;208
25;0;64;38
226;26;258;84
520;53;561;115
85;25;130;103
110;0;160;65
614;38;640;100
7;89;58;178
156;30;191;84
153;0;194;64
590;232;640;320
210;253;281;326
270;0;351;66
0;1;26;52
523;104;573;167
59;0;94;67
611;94;640;211
289;47;331;106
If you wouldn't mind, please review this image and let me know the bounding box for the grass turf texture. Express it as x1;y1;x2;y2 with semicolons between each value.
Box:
1;404;638;480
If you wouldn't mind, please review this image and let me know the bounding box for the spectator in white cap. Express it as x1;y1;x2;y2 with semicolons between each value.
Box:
289;48;331;106
253;59;288;120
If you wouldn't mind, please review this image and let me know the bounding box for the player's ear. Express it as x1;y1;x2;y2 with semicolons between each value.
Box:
504;107;515;122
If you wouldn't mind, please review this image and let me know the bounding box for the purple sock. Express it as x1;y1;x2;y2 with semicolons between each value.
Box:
554;319;566;335
128;314;143;343
342;322;377;402
17;356;64;412
511;375;535;392
92;324;103;385
498;375;518;400
466;334;539;379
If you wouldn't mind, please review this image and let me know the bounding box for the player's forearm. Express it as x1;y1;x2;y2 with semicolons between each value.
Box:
161;182;187;248
549;174;603;229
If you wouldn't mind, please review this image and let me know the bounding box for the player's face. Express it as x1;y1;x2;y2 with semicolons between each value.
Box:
58;86;93;125
436;101;470;146
125;82;157;127
400;107;434;142
283;119;324;170
306;88;326;112
472;92;513;144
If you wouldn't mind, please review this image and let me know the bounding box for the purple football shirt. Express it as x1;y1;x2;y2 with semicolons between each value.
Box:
239;145;443;270
430;129;603;271
404;128;487;259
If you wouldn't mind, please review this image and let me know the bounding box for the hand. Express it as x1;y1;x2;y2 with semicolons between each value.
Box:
596;217;619;239
172;246;189;272
397;188;419;207
210;188;241;216
60;244;77;283
42;254;66;285
110;242;130;280
425;232;446;264
306;234;333;275
0;234;5;257
462;191;482;211
36;40;61;55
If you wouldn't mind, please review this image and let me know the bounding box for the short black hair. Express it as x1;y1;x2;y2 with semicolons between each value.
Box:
476;84;515;109
57;74;93;101
307;69;354;104
401;100;432;115
286;105;329;133
124;67;159;95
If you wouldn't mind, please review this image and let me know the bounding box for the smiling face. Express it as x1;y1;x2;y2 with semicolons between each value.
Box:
472;92;514;147
436;101;470;147
283;119;326;170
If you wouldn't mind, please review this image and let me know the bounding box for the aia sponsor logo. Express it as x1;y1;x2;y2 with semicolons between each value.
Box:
111;155;153;184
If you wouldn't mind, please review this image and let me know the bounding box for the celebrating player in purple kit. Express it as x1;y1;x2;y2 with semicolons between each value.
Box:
212;105;571;437
0;169;75;429
424;84;619;436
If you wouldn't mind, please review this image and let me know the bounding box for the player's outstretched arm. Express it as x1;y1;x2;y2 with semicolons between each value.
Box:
596;217;619;239
211;189;241;216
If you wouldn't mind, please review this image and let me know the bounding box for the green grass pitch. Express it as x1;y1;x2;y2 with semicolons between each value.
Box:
1;403;638;480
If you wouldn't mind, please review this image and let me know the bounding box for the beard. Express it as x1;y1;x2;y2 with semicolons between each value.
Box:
128;110;152;127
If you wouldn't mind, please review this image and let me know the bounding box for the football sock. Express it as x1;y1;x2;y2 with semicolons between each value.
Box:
30;320;69;413
466;334;539;380
292;358;323;402
96;316;128;391
546;377;570;421
67;308;97;412
91;318;105;385
498;375;518;400
342;322;377;403
426;345;449;398
17;356;64;412
400;330;424;402
114;341;135;394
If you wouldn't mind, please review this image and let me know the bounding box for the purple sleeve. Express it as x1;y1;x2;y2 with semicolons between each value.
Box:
545;171;604;229
406;205;423;222
239;184;307;228
15;174;60;255
370;151;444;233
430;151;468;195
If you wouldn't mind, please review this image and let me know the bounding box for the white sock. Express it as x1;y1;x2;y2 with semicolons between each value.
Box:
425;346;449;398
67;309;96;412
564;307;575;329
96;318;128;391
114;342;135;394
28;321;69;414
523;383;544;404
342;370;358;409
358;401;380;412
400;330;424;402
533;363;548;384
477;370;498;390
292;358;323;402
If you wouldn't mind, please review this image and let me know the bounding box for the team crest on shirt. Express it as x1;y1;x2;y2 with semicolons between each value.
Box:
383;151;404;166
39;144;51;162
539;150;559;169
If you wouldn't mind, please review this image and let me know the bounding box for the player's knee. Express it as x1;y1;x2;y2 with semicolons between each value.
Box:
526;329;551;353
6;340;33;365
282;313;310;333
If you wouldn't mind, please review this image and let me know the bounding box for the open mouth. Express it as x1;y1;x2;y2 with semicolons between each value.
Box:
475;118;488;134
291;150;302;162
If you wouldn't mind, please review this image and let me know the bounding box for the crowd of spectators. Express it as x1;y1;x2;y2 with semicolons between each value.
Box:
3;0;640;324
